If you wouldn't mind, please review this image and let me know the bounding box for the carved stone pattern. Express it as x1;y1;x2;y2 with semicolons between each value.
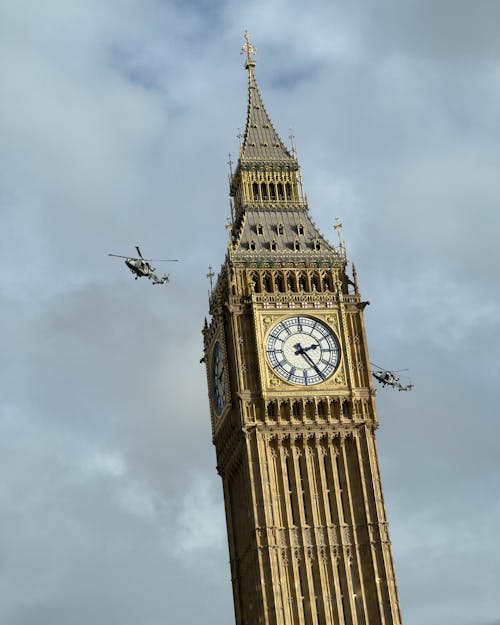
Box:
328;526;339;546
316;527;327;546
342;526;352;545
281;548;289;564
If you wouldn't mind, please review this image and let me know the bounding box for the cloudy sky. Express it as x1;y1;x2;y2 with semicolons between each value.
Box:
1;1;499;624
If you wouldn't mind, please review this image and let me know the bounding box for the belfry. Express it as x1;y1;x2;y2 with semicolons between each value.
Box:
203;34;403;625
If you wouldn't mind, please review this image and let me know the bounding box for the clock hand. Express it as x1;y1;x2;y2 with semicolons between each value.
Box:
293;342;319;354
293;343;325;379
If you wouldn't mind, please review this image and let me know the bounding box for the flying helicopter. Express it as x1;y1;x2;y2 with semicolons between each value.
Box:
371;364;414;392
108;246;178;285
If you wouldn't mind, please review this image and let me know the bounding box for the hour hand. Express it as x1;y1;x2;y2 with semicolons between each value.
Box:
294;342;318;355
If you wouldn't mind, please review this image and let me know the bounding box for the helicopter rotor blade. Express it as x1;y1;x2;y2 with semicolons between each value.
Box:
140;258;179;263
135;245;144;259
109;254;134;259
370;362;408;373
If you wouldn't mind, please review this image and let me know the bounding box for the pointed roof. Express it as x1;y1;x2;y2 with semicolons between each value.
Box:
240;34;294;163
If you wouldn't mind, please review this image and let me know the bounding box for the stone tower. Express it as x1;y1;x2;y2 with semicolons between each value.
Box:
202;35;403;625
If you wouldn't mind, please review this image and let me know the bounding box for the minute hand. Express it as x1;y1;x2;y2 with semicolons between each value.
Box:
294;343;325;379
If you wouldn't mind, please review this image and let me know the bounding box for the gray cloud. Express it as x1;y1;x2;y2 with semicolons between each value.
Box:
0;1;499;624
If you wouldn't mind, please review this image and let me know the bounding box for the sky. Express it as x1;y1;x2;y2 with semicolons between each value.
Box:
1;1;499;624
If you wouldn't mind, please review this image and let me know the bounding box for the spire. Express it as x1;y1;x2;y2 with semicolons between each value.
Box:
240;32;293;163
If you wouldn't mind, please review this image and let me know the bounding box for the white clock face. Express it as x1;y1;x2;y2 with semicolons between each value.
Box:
266;316;340;386
212;342;226;415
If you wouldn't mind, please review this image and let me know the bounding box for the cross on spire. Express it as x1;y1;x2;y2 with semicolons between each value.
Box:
241;30;257;68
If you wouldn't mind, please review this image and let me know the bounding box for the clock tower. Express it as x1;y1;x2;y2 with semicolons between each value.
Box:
203;35;403;625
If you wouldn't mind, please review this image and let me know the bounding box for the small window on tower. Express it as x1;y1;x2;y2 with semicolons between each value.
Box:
297;224;305;235
270;240;277;251
249;240;256;251
294;240;301;251
267;402;277;418
256;224;263;235
314;240;321;251
277;224;284;235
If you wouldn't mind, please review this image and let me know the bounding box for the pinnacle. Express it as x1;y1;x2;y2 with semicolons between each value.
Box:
240;50;294;163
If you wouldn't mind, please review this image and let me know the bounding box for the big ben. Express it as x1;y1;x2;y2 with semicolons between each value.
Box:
203;34;403;625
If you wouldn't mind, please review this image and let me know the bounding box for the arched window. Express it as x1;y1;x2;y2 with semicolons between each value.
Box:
256;223;263;235
294;240;301;251
267;402;277;418
263;274;272;293
270;240;277;252
252;182;259;200
261;183;268;200
275;273;284;291
285;182;292;200
277;183;284;200
249;240;256;251
277;223;284;235
269;183;276;200
292;402;301;418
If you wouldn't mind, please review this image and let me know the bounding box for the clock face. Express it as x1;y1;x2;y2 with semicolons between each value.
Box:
212;342;226;415
266;316;340;386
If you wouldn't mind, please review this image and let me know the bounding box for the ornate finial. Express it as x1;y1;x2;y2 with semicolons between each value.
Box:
289;128;296;157
207;265;215;293
333;217;343;246
241;31;257;68
227;153;233;177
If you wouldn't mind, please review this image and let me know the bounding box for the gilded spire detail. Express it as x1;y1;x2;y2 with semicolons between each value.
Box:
241;30;257;70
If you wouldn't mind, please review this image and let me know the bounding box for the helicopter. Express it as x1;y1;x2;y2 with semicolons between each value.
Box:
371;364;414;392
108;246;178;285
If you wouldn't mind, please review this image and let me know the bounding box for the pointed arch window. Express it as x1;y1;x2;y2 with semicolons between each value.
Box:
261;183;268;200
256;223;263;235
270;240;277;251
277;183;284;200
285;182;292;200
297;224;305;236
263;274;272;293
249;240;256;251
294;240;301;251
277;223;284;235
314;239;321;251
269;183;276;200
267;402;277;418
252;182;259;200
